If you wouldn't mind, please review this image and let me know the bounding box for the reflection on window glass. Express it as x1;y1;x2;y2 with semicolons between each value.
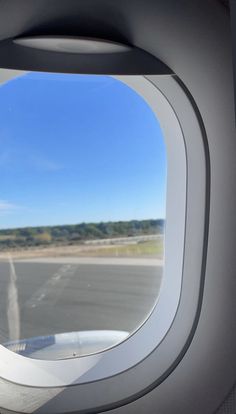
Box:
0;72;166;360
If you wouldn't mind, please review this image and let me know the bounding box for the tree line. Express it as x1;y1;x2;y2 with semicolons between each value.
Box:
0;219;164;250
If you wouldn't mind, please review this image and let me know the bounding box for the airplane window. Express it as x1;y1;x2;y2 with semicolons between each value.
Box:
0;72;167;360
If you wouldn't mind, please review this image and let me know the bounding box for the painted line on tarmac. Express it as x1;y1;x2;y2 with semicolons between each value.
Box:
24;264;78;309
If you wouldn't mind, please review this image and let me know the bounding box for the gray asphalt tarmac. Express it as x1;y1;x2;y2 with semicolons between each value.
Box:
0;260;163;343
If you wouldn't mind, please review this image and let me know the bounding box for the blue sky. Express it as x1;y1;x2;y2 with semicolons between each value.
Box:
0;72;167;230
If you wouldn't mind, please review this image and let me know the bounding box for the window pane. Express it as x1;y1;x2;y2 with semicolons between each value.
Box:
0;72;167;359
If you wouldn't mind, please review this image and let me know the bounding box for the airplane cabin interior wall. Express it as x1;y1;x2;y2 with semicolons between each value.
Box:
0;1;235;413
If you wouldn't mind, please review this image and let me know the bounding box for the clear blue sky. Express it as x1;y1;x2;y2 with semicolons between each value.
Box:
0;72;167;230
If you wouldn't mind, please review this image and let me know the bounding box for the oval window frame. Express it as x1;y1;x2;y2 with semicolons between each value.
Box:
0;72;208;414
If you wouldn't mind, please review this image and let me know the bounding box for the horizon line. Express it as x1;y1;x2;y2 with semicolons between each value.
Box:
0;217;165;232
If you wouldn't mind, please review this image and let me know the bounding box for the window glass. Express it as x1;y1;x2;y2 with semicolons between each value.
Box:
0;72;166;359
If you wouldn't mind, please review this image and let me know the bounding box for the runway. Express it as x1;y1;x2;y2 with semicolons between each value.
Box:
0;259;163;344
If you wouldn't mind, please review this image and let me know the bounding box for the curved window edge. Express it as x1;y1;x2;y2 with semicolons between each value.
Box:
0;72;209;414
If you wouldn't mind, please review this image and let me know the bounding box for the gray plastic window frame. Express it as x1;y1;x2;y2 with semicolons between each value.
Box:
0;72;185;386
0;72;207;414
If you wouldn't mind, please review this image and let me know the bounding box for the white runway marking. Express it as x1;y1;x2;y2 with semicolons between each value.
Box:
24;264;78;309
